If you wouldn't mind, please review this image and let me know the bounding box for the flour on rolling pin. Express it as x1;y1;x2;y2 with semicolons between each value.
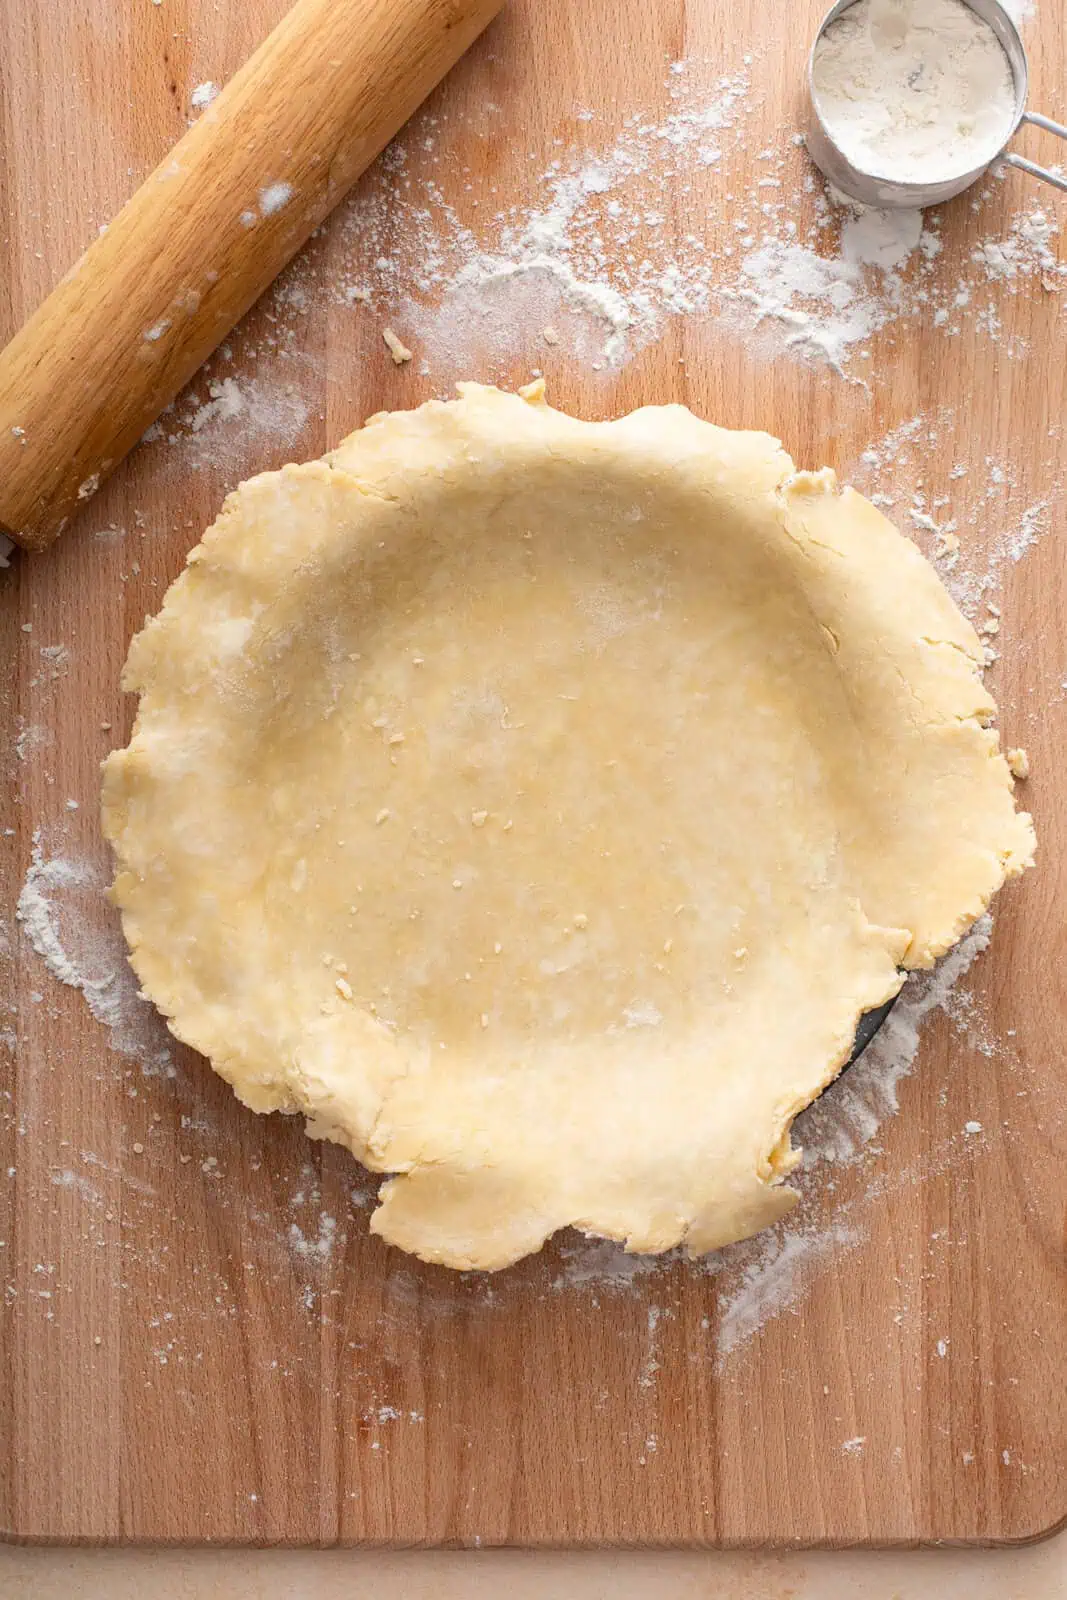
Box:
812;0;1016;183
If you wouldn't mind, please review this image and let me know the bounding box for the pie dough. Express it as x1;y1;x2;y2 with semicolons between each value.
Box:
101;383;1034;1270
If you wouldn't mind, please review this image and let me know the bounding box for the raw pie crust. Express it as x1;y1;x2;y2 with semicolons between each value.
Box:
101;383;1035;1270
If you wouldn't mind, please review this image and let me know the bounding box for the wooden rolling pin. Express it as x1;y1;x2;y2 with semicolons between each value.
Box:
0;0;502;552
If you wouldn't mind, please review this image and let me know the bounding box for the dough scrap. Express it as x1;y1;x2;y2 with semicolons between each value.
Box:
101;383;1034;1270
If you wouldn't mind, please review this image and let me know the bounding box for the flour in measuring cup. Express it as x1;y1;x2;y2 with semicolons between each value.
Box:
812;0;1017;184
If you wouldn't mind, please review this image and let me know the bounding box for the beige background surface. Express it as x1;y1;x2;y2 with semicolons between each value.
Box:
0;1540;1066;1596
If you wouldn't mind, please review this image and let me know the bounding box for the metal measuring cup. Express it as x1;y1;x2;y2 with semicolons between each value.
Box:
806;0;1067;209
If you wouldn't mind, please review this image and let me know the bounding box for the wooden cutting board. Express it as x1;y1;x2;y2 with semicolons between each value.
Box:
2;0;1065;1548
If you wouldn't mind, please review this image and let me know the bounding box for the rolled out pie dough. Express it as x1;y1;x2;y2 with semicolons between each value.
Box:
101;383;1034;1270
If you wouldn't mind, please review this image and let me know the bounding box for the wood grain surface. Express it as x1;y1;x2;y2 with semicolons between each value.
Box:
0;0;502;552
1;0;1065;1548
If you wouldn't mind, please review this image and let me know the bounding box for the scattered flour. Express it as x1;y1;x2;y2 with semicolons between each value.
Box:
50;1170;104;1205
190;81;219;111
31;644;71;687
259;181;294;217
1007;499;1049;562
123;42;1064;476
841;205;925;268
141;373;312;473
974;210;1063;289
797;916;993;1164
189;376;245;433
715;1221;866;1361
364;1404;424;1425
319;56;1064;380
288;1214;337;1262
847;411;1060;633
14;724;51;763
16;835;174;1075
552;1237;665;1291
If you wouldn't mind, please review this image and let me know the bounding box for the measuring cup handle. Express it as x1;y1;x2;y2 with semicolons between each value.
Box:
1021;111;1067;141
1003;111;1067;194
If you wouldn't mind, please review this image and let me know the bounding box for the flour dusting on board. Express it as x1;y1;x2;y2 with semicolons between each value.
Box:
798;917;993;1164
16;835;174;1075
6;11;1054;1399
131;22;1064;467
299;19;1064;383
140;373;314;477
715;1221;866;1360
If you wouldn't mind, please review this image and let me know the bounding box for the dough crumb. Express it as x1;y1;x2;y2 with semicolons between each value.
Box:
383;328;413;365
335;977;353;1001
375;808;391;825
542;326;560;346
471;809;488;827
733;946;748;960
1006;747;1030;780
573;912;588;930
